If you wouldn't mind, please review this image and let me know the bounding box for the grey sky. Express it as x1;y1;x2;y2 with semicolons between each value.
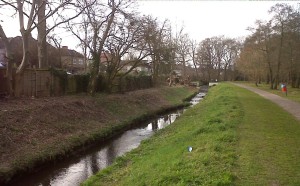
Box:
137;1;299;41
1;1;299;51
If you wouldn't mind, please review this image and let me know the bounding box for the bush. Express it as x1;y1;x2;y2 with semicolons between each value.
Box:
75;74;89;93
50;68;68;95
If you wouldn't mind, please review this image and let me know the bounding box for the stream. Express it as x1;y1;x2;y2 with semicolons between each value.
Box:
11;90;207;186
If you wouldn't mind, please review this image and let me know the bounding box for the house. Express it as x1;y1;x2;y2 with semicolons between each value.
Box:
100;52;112;64
172;70;182;77
99;52;112;73
86;52;112;73
0;41;5;67
120;59;152;75
0;36;60;68
60;46;85;74
88;52;152;75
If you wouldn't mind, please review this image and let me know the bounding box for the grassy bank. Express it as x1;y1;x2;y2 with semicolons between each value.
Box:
83;83;300;185
83;83;243;185
234;84;300;185
0;86;196;184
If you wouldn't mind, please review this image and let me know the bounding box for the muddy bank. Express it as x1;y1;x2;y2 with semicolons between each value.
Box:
0;86;197;184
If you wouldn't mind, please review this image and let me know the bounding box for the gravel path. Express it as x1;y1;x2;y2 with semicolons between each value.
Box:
233;83;300;121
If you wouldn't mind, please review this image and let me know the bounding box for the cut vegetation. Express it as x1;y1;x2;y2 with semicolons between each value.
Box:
83;83;300;186
0;86;196;184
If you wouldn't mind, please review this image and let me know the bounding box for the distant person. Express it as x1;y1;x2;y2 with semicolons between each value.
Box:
281;83;287;96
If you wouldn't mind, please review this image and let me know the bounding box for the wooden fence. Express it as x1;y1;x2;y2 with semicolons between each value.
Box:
0;68;8;96
21;69;52;97
0;68;153;97
0;68;63;97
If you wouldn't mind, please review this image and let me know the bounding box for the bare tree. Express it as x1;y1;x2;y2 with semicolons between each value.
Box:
65;0;125;95
0;25;13;95
143;16;171;84
37;0;47;68
197;38;215;82
285;8;300;87
269;3;294;89
176;30;191;83
48;33;62;67
222;38;240;81
211;36;226;81
189;39;200;80
248;20;276;88
103;14;150;92
0;0;84;96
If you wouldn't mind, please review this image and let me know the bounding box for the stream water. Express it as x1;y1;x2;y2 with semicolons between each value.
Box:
11;90;206;186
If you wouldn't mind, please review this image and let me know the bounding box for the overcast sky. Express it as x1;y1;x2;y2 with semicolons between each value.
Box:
137;1;299;42
1;1;299;51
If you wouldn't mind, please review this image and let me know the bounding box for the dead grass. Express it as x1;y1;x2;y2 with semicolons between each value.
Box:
0;86;196;184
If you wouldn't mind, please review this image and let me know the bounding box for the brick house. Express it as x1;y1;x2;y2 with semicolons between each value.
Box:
0;36;60;68
60;46;85;74
0;41;5;67
120;59;152;75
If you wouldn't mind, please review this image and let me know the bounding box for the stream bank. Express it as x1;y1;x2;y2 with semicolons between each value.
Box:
1;86;197;185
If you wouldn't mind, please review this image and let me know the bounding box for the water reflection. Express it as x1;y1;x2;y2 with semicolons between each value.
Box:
12;92;205;186
190;92;205;106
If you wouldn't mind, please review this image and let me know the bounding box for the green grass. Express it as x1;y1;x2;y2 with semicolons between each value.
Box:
234;84;300;185
82;83;243;186
82;83;300;186
160;86;196;104
239;81;300;103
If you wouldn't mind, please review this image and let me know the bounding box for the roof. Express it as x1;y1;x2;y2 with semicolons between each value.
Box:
0;41;4;49
61;48;84;58
0;36;61;67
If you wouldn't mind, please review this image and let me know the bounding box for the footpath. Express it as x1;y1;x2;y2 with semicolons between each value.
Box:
233;83;300;121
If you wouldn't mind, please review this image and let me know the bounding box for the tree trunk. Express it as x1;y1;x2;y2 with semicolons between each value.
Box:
207;66;211;82
273;24;284;90
266;59;274;89
88;52;100;95
37;0;47;68
223;65;228;81
192;61;199;80
151;52;160;85
88;2;116;95
0;25;14;96
15;30;30;96
296;73;300;88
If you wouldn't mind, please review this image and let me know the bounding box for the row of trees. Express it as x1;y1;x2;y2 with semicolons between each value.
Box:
196;36;240;82
3;1;292;97
237;3;300;89
0;0;185;95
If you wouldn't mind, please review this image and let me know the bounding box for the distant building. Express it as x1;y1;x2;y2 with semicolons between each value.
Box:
0;41;5;67
60;46;85;74
0;36;60;68
88;53;152;75
100;52;112;64
120;59;152;75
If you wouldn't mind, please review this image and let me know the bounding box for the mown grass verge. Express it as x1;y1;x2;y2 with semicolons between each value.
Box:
234;83;300;185
1;86;197;185
82;83;243;185
83;83;300;186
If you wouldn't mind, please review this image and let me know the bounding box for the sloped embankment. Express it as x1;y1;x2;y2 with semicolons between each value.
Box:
0;86;196;184
83;83;243;186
